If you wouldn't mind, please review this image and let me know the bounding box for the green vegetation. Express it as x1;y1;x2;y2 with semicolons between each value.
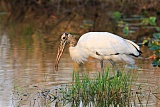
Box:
123;25;129;36
59;69;135;106
148;31;160;67
141;16;156;25
113;11;121;21
58;70;160;107
141;16;159;67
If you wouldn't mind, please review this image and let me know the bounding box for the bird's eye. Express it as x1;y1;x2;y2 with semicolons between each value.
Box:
62;37;66;39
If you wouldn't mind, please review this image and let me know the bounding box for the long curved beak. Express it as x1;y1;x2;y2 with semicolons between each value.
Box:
55;40;67;71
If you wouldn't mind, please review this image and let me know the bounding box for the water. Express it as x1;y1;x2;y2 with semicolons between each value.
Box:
0;33;73;107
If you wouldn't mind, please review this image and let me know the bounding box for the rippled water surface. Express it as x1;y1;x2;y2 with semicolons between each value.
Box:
0;31;159;107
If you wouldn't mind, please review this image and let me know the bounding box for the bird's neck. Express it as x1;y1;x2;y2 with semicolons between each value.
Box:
69;46;88;63
69;38;77;47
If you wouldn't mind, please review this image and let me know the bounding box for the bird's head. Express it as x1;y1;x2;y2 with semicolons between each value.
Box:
55;33;75;71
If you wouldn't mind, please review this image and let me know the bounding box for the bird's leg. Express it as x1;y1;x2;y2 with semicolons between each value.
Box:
109;59;121;77
100;60;104;75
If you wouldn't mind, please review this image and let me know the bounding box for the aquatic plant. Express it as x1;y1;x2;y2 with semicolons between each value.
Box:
141;16;156;25
60;69;135;107
148;29;160;67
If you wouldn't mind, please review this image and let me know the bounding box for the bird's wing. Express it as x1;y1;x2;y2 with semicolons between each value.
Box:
78;32;140;57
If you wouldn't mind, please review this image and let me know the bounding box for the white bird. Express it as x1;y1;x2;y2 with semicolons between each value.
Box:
55;32;142;74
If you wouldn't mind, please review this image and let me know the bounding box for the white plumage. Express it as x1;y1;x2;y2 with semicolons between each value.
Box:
69;32;140;64
55;32;141;71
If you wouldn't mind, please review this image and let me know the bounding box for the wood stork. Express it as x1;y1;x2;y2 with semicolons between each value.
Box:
55;32;142;74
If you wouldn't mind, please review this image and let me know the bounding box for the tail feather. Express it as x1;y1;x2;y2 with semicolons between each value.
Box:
125;39;140;50
125;39;142;56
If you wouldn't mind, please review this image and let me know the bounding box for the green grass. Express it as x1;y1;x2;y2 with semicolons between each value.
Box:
61;69;135;107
